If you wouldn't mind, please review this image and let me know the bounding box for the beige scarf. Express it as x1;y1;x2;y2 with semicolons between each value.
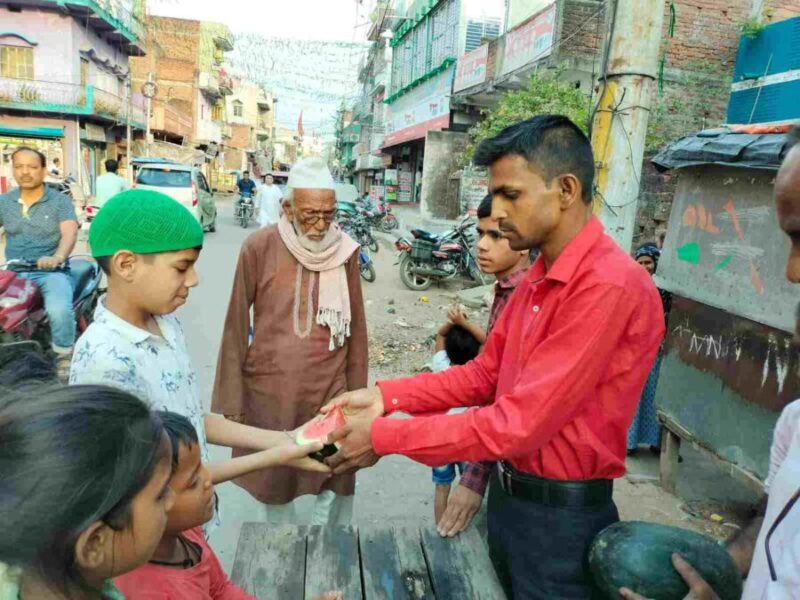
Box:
278;215;359;350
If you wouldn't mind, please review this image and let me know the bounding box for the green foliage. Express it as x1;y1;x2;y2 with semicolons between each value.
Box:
739;17;766;39
464;71;591;162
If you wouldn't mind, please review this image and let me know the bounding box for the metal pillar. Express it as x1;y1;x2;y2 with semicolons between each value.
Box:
591;0;666;252
126;74;133;187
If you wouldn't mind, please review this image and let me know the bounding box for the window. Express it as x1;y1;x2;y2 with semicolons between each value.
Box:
136;168;192;188
197;172;211;192
211;102;223;121
80;58;89;86
0;45;34;79
233;100;243;117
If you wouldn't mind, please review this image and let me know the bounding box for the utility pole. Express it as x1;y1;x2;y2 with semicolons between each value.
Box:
144;72;154;157
126;74;133;187
591;0;666;251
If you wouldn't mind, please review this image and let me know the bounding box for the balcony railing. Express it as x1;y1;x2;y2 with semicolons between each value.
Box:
199;71;220;97
0;76;146;127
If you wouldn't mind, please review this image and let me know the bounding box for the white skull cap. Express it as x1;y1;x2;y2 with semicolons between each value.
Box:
287;156;335;190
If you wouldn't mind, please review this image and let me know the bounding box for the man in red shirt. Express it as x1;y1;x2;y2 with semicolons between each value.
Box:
326;115;665;598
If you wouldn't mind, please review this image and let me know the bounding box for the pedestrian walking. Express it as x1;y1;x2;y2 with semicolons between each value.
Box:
324;116;665;598
213;156;368;526
94;159;128;208
257;174;282;227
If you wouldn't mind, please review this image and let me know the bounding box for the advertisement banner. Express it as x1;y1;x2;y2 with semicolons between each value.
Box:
454;45;489;92
501;3;556;76
398;170;414;203
383;66;455;149
460;169;489;215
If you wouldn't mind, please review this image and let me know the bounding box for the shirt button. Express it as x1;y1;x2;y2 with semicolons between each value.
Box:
392;398;399;406
532;305;540;313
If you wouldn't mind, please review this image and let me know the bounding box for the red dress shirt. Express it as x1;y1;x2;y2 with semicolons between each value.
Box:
374;217;664;481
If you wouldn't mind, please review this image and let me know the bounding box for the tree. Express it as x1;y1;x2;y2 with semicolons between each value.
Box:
465;71;592;162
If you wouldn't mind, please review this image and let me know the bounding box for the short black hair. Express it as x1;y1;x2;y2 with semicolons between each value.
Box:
473;115;595;204
477;194;493;219
11;146;47;168
53;157;60;163
158;411;198;468
242;170;250;175
444;325;482;366
105;159;119;173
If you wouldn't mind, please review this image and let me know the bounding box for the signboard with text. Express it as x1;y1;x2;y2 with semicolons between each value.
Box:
454;45;489;92
383;66;454;149
500;3;556;76
460;170;489;215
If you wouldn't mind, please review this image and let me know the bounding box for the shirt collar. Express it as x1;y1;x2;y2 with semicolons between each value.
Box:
527;216;604;285
496;265;529;291
95;299;175;347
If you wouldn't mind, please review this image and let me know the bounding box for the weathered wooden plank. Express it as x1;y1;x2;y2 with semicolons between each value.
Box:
230;523;307;600
421;527;507;600
360;525;434;600
659;427;682;494
305;525;362;600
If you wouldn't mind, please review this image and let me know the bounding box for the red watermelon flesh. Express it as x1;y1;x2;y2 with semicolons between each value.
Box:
295;406;347;462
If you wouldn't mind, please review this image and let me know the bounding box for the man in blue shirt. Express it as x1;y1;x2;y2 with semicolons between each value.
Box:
235;170;257;215
0;147;79;375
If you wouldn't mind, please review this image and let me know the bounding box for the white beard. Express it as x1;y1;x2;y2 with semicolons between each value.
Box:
295;222;339;254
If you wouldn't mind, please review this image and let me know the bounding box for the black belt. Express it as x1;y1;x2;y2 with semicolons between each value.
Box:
497;462;613;508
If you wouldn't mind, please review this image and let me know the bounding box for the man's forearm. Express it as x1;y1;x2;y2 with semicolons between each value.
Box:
204;413;291;451
55;226;78;259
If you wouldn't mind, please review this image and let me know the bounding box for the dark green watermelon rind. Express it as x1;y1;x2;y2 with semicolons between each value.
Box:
588;521;743;600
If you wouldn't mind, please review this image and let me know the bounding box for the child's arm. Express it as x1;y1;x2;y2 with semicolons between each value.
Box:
204;414;330;475
207;439;329;484
448;305;487;345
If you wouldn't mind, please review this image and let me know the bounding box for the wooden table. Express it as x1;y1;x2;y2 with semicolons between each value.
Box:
231;523;507;600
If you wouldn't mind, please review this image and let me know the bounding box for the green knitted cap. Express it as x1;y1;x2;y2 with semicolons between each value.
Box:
90;189;204;258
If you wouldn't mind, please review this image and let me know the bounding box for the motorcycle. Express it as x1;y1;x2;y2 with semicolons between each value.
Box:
395;216;489;291
359;248;376;283
342;214;379;254
0;256;104;357
236;194;255;229
365;204;399;233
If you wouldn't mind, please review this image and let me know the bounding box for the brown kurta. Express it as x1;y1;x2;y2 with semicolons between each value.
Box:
211;226;368;504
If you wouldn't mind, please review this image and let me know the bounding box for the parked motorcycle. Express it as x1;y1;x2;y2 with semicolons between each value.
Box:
236;194;255;229
359;248;376;283
343;214;379;253
0;256;104;357
395;216;489;291
365;204;399;232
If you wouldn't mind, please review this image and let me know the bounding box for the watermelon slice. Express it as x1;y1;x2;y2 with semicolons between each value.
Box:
295;405;347;463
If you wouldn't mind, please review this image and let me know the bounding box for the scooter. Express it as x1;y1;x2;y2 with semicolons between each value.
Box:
0;256;104;357
359;248;376;283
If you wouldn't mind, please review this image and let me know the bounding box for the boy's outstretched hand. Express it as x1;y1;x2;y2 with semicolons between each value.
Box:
277;440;333;473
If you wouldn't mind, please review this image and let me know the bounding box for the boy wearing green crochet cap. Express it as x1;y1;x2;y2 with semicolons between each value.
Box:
71;190;330;520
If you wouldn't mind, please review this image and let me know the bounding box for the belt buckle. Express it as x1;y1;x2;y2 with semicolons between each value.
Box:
500;462;513;496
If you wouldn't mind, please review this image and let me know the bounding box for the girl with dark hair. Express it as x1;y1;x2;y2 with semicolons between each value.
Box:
627;243;673;455
0;383;175;599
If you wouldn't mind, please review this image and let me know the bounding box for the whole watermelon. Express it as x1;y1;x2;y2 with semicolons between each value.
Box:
588;521;743;600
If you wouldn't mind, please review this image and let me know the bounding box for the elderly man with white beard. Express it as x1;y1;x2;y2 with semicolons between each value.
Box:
212;157;368;525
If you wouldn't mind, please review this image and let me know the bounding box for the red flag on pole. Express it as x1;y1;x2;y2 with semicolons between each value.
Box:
297;110;305;138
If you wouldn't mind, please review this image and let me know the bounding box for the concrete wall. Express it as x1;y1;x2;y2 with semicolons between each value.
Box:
1;7;128;88
421;130;469;220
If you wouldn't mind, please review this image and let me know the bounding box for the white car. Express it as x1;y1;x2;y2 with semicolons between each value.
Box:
134;163;217;232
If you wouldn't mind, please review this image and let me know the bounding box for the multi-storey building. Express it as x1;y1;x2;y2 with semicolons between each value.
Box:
0;0;147;193
129;16;234;187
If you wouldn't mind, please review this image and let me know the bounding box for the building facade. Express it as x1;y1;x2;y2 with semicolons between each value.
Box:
0;0;147;194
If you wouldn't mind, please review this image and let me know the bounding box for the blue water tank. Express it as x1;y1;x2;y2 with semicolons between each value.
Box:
726;17;800;125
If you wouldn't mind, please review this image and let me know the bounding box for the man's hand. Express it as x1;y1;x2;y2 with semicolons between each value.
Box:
437;484;482;537
323;387;385;474
320;386;384;416
37;255;63;270
619;554;720;600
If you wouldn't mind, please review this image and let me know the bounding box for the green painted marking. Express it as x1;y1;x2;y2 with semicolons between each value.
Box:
714;256;733;271
677;243;701;264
